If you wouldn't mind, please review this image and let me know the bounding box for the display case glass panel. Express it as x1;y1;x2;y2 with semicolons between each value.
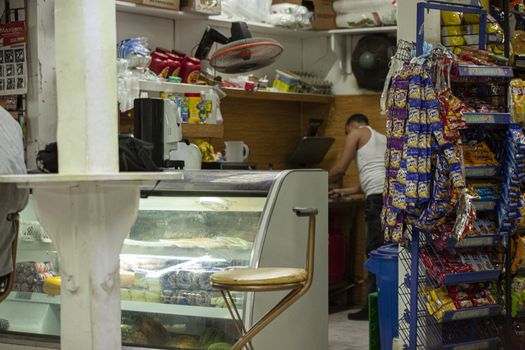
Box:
1;171;279;349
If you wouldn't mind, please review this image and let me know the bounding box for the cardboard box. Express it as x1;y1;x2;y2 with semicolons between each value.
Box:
181;0;221;15
306;0;336;30
142;0;180;10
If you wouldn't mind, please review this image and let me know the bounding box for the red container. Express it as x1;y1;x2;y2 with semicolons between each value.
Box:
172;50;186;59
329;234;345;285
180;56;201;84
149;52;170;77
166;58;182;77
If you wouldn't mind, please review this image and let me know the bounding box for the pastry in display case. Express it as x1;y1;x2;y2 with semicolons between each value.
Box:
0;170;328;350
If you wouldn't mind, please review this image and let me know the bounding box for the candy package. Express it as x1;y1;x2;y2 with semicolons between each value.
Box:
510;79;525;123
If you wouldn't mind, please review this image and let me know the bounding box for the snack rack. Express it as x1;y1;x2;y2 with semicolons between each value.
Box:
399;1;519;349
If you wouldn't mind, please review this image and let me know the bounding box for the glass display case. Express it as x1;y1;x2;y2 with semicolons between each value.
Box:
0;170;328;350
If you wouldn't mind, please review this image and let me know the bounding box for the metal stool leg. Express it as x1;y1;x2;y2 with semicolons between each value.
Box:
221;290;254;350
232;287;304;350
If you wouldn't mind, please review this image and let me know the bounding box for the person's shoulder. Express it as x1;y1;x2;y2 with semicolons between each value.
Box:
0;107;21;134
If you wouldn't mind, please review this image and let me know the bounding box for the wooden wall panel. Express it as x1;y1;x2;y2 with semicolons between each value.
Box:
212;98;303;170
317;95;386;187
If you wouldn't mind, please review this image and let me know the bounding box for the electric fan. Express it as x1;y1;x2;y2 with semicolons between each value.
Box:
195;22;284;74
351;35;397;91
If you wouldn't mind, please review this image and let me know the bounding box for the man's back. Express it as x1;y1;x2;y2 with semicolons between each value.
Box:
356;126;387;197
0;109;26;175
0;108;28;277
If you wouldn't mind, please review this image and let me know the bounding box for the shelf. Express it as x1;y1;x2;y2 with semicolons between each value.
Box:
441;270;501;286
454;64;514;78
121;301;232;319
182;123;224;139
465;166;500;178
472;200;497;211
445;235;500;248
138;80;215;95
327;26;398;36
442;338;499;350
223;88;334;104
117;1;396;39
7;292;232;320
116;1;206;20
442;305;501;322
464;112;511;125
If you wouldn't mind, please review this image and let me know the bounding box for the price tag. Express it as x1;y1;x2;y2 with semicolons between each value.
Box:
466;114;494;124
457;236;494;248
455;341;492;350
451;307;491;321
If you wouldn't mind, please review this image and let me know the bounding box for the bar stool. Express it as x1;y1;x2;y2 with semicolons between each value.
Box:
0;214;19;303
210;207;318;350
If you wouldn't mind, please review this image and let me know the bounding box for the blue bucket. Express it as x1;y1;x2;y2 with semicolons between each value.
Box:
364;244;399;350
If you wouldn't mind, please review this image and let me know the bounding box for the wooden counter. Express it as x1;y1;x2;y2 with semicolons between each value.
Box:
328;195;368;311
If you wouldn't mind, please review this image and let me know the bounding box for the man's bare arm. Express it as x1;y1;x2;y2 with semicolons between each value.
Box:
328;129;360;182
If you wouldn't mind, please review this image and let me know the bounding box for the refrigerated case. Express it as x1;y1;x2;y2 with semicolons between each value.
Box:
0;170;328;350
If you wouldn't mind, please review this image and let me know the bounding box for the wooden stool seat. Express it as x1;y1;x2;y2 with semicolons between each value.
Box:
211;268;307;290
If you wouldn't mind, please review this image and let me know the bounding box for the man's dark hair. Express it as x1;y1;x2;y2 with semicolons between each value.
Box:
346;114;369;126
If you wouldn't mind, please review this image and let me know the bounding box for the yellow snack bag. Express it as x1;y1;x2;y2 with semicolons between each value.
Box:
441;11;462;25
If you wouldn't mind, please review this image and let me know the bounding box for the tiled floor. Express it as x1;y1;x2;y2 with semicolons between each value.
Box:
329;310;369;350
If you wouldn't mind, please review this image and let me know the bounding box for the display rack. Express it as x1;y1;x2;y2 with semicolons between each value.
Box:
401;1;517;349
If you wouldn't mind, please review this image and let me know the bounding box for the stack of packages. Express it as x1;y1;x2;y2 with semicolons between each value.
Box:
423;284;498;322
499;126;525;235
333;0;397;28
382;56;466;243
12;261;55;293
270;3;312;29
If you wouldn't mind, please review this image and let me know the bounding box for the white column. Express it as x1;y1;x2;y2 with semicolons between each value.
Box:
54;0;118;174
33;183;139;350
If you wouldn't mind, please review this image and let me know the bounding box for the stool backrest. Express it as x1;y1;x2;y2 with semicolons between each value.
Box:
293;207;318;291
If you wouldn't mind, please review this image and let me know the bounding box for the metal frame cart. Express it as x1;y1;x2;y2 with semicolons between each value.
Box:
400;1;518;349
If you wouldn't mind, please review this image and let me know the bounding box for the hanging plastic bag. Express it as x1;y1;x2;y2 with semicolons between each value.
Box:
221;0;272;23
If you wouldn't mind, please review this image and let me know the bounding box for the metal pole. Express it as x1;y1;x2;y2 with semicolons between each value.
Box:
505;234;513;350
409;228;420;349
504;0;511;58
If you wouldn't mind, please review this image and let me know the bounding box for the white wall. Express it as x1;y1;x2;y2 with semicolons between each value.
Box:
116;12;175;51
26;0;56;171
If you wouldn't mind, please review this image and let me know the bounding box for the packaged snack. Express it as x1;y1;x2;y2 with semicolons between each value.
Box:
510;79;525;123
442;11;462;25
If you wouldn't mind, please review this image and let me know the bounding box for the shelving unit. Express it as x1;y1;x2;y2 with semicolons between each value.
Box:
6;292;232;319
400;2;519;349
138;80;215;95
223;88;334;104
116;0;397;39
182;123;224;139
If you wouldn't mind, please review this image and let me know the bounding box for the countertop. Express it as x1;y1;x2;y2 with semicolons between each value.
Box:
329;194;366;209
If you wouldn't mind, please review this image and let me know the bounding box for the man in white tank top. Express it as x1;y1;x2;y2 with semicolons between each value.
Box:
328;114;386;320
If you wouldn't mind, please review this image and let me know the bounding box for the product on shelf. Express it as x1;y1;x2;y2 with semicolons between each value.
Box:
13;261;55;293
510;79;525;123
43;276;61;296
382;62;466;242
421;246;496;284
512;5;525;66
512;277;525;317
423;284;498;322
468;183;499;201
462;141;499;167
438;89;470;141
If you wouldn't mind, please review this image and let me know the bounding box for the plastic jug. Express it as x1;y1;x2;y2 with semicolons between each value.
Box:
225;141;249;163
